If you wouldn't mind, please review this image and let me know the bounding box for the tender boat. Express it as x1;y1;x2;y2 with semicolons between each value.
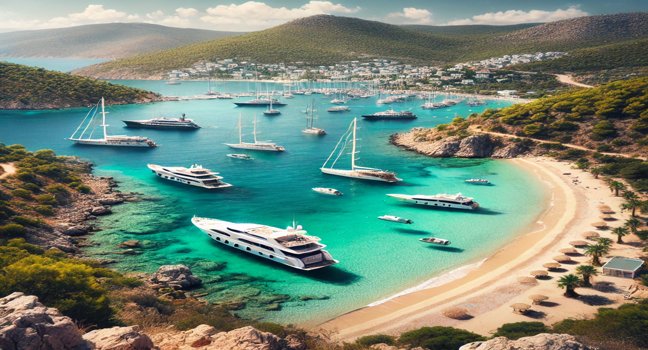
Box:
225;114;286;152
327;106;350;113
147;164;232;189
123;113;200;130
378;215;413;224
227;153;253;160
387;193;479;210
312;187;342;196
362;109;416;120
465;178;491;185
420;237;451;245
191;217;339;270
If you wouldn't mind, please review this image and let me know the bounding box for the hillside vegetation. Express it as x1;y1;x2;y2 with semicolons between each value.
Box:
0;62;159;109
76;13;648;79
0;23;240;59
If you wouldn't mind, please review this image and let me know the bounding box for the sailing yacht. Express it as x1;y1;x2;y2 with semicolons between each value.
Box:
302;101;326;135
320;118;401;183
263;98;281;116
68;97;157;148
225;114;285;152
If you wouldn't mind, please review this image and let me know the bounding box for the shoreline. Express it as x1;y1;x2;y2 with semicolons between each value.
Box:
317;156;638;340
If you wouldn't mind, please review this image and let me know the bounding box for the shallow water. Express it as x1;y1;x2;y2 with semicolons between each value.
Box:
0;79;545;324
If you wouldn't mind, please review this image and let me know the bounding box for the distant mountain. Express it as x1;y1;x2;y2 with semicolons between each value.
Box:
0;62;160;109
0;23;241;59
76;13;648;79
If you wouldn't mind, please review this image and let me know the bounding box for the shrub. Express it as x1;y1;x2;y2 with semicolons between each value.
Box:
11;188;32;200
0;223;26;237
254;322;288;337
33;204;54;216
76;184;92;194
12;215;42;227
356;334;396;347
45;184;70;205
494;322;550;340
35;194;57;206
20;182;41;193
397;326;484;350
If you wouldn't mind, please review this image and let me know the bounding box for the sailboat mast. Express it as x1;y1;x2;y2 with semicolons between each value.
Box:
238;113;242;144
253;114;257;143
351;118;357;169
101;97;107;140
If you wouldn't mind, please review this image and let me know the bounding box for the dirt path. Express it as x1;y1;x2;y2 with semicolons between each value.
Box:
555;74;593;88
0;163;16;179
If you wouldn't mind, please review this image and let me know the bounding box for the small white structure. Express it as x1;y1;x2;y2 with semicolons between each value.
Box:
602;257;644;278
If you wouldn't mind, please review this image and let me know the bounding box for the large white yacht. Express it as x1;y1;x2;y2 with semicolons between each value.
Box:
147;164;232;189
225;114;285;152
191;217;339;271
387;193;479;210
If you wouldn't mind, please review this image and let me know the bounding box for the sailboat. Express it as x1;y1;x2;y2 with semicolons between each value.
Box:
302;101;326;135
320;118;400;183
225;114;285;152
263;97;281;116
206;79;216;96
68;97;157;148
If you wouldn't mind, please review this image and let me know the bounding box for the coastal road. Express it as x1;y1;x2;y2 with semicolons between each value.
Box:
0;163;16;179
554;74;593;88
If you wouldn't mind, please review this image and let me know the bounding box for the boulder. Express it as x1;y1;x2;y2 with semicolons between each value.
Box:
90;206;112;216
83;326;153;350
99;197;125;205
460;333;592;350
153;325;287;350
63;225;89;236
151;265;202;290
0;292;89;350
118;240;141;249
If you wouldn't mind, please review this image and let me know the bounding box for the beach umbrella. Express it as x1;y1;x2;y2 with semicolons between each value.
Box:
529;294;548;305
543;262;561;271
592;222;609;229
598;205;615;214
600;214;615;221
442;307;471;320
560;247;579;255
530;270;549;279
569;240;589;248
511;303;532;314
582;231;600;240
517;276;538;285
553;255;572;263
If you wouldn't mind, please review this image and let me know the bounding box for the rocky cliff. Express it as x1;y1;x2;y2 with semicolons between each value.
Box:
460;333;593;350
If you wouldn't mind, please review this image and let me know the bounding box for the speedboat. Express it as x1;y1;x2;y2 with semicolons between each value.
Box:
147;164;232;189
420;237;451;245
191;217;339;270
378;215;413;224
227;154;253;160
312;187;342;196
465;178;491;185
327;106;350;113
387;193;479;210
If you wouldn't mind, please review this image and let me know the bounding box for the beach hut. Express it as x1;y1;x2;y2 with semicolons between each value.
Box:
602;257;644;278
529;294;548;305
511;303;532;314
569;240;589;248
582;231;600;240
543;262;562;271
442;307;471;320
517;276;538;285
530;270;549;279
560;248;579;255
592;221;609;229
553;255;573;263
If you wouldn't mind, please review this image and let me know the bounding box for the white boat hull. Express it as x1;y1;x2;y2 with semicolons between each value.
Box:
387;194;478;210
225;143;285;152
148;164;232;189
70;138;155;147
320;168;399;183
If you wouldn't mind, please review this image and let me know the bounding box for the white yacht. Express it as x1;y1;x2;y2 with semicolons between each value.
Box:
387;193;479;210
312;187;342;196
303;101;326;135
321;118;400;183
378;215;413;224
327;106;350;113
148;164;232;189
225;114;285;152
69;97;157;148
420;237;451;245
191;217;339;271
227;153;253;160
465;178;491;185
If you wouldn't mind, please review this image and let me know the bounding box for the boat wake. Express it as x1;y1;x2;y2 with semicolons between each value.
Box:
367;258;487;307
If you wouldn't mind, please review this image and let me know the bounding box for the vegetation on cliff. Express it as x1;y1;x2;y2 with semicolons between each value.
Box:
0;62;160;109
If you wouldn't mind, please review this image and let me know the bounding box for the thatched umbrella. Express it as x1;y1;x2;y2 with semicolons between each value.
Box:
582;231;600;240
598;205;615;214
530;270;549;279
442;307;471;320
511;303;532;314
592;222;608;229
600;214;615;221
543;262;562;271
517;276;538;285
560;247;579;255
569;240;589;248
529;294;548;305
553;255;573;263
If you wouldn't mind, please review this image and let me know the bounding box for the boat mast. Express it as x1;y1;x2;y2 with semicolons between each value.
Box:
351;118;357;169
100;97;108;140
238;113;243;144
253;114;257;143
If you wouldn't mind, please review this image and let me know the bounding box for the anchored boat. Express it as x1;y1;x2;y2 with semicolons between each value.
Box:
378;215;413;224
420;237;451;245
225;114;285;152
148;164;231;189
387;193;479;210
312;187;342;196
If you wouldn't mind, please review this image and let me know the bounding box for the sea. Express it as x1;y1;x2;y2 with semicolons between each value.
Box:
0;59;546;325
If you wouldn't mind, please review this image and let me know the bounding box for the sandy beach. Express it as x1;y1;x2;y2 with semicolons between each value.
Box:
318;156;642;340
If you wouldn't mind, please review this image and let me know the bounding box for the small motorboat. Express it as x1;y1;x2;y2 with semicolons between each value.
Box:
227;153;253;160
312;187;342;196
465;178;490;185
420;237;451;245
378;215;413;224
327;106;350;113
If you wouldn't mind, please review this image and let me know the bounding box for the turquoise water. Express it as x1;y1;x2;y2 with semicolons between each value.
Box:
0;80;546;324
0;57;107;72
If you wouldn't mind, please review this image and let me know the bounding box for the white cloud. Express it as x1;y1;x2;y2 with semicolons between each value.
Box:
200;1;360;31
448;6;588;25
386;7;434;25
47;4;139;27
175;8;198;18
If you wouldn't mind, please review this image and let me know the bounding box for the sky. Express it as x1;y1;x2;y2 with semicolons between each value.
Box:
0;0;646;32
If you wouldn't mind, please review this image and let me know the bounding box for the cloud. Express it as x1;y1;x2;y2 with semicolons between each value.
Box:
175;8;199;18
200;1;360;31
0;4;140;30
447;6;588;25
386;7;434;25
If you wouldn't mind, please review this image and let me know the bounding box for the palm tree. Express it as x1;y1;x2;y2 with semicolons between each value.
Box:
584;243;610;266
597;237;613;247
558;274;581;298
625;217;641;234
590;166;602;179
611;226;629;244
608;181;626;197
623;191;639;200
576;265;598;287
622;197;642;217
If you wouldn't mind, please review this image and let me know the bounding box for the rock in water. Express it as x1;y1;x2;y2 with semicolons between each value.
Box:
118;240;141;249
90;206;112;216
460;333;593;350
83;326;153;350
151;264;202;290
0;292;89;350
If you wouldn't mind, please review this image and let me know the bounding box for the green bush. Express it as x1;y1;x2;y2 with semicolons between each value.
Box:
11;188;32;200
35;194;57;206
76;184;92;194
0;223;26;237
33;204;54;216
397;326;484;350
20;182;40;193
356;334;396;347
12;215;42;227
494;322;550;340
45;184;70;205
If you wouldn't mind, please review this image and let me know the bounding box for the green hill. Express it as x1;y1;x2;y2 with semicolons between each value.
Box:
0;23;240;59
0;62;160;110
403;23;537;36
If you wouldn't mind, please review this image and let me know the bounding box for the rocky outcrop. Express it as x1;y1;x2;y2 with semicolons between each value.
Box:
152;325;299;350
0;292;89;350
151;265;202;290
83;326;153;350
460;333;592;350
